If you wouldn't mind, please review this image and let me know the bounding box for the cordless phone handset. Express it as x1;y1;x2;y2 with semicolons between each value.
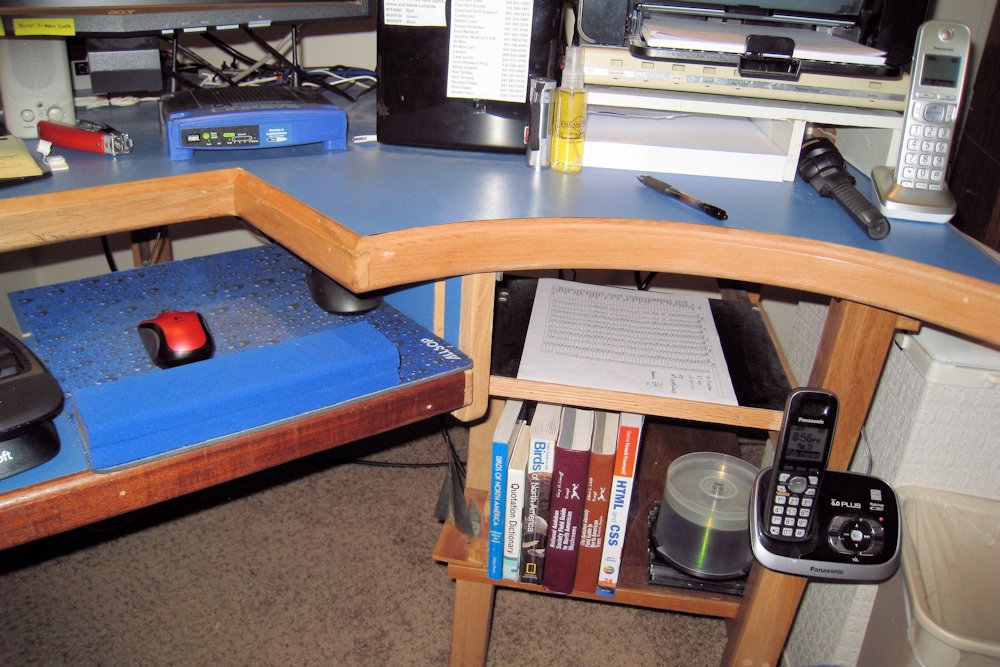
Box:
762;388;838;542
872;20;971;223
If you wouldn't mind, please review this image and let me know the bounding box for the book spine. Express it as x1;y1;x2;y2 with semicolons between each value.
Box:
519;443;552;585
541;447;590;594
487;439;509;580
572;449;615;593
502;452;527;580
596;414;644;595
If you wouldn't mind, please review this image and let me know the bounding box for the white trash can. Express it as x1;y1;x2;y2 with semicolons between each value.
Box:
898;486;1000;667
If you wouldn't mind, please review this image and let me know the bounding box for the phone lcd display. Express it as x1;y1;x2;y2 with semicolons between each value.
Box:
921;54;962;88
785;424;828;463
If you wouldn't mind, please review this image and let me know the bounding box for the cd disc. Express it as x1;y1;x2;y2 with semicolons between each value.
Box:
653;452;758;579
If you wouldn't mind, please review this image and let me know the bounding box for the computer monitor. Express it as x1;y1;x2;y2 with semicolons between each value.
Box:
0;2;374;96
0;1;373;35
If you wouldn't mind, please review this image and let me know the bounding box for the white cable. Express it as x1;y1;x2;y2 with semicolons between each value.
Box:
231;35;294;83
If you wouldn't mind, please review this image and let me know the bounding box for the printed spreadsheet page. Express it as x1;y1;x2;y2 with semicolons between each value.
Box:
516;278;738;405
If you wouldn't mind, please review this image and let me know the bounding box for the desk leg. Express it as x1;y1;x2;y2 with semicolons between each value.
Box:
452;273;496;423
721;299;901;666
449;579;496;667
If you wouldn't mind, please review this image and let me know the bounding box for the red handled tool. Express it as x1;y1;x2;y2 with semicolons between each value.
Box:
37;119;133;156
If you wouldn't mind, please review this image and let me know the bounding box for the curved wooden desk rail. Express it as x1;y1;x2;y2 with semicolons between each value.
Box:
7;167;997;432
3;168;998;348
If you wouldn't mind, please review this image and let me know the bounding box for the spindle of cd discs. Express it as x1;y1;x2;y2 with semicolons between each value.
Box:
651;452;758;580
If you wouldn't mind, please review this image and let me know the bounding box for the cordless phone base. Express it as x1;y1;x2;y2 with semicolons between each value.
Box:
750;467;901;582
871;165;957;224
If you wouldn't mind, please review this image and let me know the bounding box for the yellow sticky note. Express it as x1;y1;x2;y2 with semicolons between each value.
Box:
13;17;76;37
0;136;44;179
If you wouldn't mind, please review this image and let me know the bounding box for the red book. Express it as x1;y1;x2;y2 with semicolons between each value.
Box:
572;411;619;593
542;408;594;594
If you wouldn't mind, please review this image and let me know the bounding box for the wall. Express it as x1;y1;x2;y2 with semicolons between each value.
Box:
763;288;1000;666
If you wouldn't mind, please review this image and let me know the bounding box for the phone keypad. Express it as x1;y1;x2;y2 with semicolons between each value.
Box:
768;471;817;539
900;98;957;191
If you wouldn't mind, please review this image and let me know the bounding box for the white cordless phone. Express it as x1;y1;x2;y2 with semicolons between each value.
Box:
872;20;971;223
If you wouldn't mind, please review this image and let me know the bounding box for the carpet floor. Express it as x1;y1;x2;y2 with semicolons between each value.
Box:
1;419;726;666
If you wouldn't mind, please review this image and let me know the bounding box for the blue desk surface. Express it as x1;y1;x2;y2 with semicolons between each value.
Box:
3;94;998;287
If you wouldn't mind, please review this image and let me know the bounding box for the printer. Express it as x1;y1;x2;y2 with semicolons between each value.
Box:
578;0;928;110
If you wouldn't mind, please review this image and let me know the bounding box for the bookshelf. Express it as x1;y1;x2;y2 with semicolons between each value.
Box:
432;273;801;662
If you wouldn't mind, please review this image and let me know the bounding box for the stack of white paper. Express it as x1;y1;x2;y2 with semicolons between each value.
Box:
516;279;738;405
642;18;886;66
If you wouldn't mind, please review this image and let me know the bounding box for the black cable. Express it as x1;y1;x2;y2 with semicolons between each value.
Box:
440;417;467;483
633;271;657;290
197;32;262;68
100;236;118;272
170;41;239;86
241;28;355;100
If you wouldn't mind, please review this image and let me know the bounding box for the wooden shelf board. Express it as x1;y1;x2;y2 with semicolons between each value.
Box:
443;559;741;618
489;376;783;430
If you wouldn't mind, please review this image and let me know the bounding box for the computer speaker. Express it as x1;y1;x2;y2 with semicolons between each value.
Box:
0;38;76;139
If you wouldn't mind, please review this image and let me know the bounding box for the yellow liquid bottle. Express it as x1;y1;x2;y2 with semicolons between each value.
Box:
550;46;587;173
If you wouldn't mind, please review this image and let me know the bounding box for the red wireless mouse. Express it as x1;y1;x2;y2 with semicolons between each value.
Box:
137;310;214;368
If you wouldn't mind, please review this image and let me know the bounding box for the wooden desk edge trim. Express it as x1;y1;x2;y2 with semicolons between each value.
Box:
2;172;997;346
362;218;1000;347
0;170;240;252
0;371;467;551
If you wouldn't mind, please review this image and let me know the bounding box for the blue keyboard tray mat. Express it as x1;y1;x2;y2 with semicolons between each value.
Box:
4;244;470;482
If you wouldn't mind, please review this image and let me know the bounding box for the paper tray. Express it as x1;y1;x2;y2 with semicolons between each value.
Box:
629;13;901;79
583;107;797;181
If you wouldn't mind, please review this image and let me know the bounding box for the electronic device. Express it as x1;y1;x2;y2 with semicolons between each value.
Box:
161;87;347;160
0;326;63;480
799;136;891;240
0;38;76;140
137;310;215;368
0;2;373;97
871;20;971;223
761;387;839;542
0;1;373;35
376;0;562;152
577;0;928;109
750;468;901;581
581;45;911;112
749;387;901;581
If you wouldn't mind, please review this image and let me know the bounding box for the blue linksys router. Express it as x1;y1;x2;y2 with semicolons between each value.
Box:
162;86;347;160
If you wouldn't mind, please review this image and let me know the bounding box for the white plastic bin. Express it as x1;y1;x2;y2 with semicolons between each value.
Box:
898;486;1000;667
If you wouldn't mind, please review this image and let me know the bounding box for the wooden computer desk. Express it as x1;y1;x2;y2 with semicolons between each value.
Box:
1;100;998;666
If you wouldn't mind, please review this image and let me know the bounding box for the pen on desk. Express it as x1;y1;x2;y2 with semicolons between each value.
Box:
637;174;728;221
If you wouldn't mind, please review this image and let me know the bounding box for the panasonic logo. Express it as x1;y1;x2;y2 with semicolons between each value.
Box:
809;565;845;575
797;417;825;424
